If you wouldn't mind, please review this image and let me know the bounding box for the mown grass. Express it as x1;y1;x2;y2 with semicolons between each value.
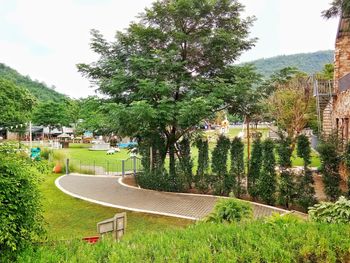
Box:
18;220;350;262
40;173;191;240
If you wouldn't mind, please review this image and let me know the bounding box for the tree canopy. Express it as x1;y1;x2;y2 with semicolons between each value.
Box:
78;0;257;173
0;78;36;127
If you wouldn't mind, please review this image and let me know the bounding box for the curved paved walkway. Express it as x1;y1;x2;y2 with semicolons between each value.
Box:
56;174;289;220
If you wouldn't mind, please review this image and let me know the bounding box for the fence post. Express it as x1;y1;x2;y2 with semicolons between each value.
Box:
66;158;69;175
122;160;125;178
133;156;137;176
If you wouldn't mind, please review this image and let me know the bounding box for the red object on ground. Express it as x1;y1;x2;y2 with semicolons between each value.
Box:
53;164;62;173
82;236;100;244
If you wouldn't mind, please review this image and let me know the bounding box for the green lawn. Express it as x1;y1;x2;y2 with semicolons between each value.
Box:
54;128;320;176
41;173;191;240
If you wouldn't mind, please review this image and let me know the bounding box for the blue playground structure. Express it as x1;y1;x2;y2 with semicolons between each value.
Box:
30;147;41;161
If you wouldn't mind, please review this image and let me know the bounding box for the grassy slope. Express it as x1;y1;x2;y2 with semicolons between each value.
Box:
41;173;191;240
19;220;350;262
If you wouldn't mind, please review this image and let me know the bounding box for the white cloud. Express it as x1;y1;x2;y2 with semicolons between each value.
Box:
0;0;339;98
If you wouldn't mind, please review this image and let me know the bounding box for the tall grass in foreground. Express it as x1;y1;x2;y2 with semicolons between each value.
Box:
16;220;350;263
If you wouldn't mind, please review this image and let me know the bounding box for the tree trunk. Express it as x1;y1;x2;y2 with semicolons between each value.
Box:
169;143;176;178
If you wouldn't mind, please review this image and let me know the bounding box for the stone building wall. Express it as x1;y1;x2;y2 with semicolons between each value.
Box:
333;34;350;92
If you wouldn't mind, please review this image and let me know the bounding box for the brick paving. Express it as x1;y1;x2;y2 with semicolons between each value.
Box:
57;174;288;220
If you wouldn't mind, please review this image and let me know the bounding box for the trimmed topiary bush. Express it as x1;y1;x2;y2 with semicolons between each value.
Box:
204;198;252;223
195;138;210;193
211;135;231;195
248;137;262;199
318;138;341;201
258;139;277;205
309;196;350;223
296;134;316;211
229;137;245;197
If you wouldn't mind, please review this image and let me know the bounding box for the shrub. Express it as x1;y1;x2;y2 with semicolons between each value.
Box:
204;198;252;223
258;139;277;205
0;146;45;260
136;167;184;193
229;137;245;197
195;138;210;193
318;138;341;201
178;137;193;189
276;136;296;208
309;196;350;223
211;135;230;195
247;137;262;199
296;135;316;210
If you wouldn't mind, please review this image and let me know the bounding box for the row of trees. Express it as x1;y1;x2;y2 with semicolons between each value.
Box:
137;133;320;212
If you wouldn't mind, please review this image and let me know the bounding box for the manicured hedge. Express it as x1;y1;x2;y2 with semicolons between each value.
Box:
16;220;350;263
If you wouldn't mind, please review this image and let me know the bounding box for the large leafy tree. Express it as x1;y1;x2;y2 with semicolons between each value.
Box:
0;78;36;128
32;101;70;136
78;0;256;175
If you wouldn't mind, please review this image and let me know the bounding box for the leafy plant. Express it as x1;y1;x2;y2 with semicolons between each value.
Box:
248;137;262;199
318;137;341;201
204;198;252;223
230;137;245;197
195;138;210;193
178;137;193;189
211;135;231;195
0;144;45;259
276;135;296;208
258;139;277;205
296;135;316;210
309;196;350;223
344;142;350;198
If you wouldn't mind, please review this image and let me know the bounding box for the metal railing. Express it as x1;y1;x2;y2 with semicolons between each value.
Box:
65;156;142;176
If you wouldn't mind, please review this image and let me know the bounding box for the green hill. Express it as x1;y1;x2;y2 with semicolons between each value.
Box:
243;50;334;77
0;63;67;102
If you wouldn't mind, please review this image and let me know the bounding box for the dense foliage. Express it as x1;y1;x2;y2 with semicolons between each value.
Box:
276;136;296;208
296;135;316;210
344;142;350;197
309;196;350;223
211;135;231;195
78;0;256;182
0;63;66;102
204;198;252;223
247;137;262;199
230;137;245;197
318;138;342;201
0;78;36;127
16;220;350;262
242;50;333;77
258;139;277;205
195;138;210;193
0;144;45;259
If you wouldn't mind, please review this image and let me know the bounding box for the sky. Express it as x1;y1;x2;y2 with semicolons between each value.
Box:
0;0;339;98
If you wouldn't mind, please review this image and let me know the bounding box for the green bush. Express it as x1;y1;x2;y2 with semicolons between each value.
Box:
258;139;277;205
276;136;296;208
16;220;350;262
344;142;350;198
0;146;45;260
178;137;193;189
318;138;341;201
204;198;252;223
309;196;350;223
296;135;316;211
136;167;184;193
229;137;245;197
195;138;210;193
211;135;230;195
247;137;262;199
